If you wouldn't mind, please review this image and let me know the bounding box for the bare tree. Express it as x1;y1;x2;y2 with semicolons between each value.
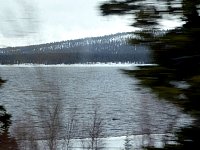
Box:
139;95;153;148
124;133;133;150
32;68;63;150
62;107;78;150
87;107;105;150
37;102;62;150
161;112;180;146
79;121;88;150
13;102;80;150
12;116;39;150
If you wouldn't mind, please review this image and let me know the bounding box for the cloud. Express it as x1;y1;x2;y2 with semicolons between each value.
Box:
0;0;40;38
0;0;132;47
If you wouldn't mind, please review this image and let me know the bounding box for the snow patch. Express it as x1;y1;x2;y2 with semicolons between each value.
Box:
0;63;155;68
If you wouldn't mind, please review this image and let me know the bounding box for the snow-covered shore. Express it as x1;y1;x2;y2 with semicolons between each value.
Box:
0;63;155;68
22;134;166;150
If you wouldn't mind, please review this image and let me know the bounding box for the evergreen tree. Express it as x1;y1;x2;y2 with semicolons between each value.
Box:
100;0;200;149
0;82;19;150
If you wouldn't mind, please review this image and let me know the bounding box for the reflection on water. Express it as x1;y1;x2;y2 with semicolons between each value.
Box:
0;66;193;138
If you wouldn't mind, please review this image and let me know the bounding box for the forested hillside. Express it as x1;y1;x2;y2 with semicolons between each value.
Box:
0;32;151;64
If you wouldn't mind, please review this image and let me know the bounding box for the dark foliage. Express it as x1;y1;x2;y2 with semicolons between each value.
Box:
0;82;19;149
0;106;11;132
0;131;19;150
100;0;200;149
0;106;19;149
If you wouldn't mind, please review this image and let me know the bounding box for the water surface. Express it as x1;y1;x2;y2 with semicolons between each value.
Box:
0;65;193;137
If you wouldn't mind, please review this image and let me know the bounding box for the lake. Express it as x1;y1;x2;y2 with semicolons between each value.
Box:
0;64;193;138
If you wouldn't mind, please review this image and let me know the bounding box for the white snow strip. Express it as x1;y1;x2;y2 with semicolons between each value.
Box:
0;63;156;68
24;134;165;150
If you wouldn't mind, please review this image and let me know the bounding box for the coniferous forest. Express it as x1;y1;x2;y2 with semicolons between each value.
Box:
0;32;151;64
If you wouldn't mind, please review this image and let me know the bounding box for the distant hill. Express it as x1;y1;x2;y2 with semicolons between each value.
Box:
0;32;151;64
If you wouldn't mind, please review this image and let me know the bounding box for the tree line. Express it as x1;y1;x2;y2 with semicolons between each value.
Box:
0;32;151;64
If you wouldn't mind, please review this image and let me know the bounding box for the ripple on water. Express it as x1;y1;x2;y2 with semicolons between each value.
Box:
0;66;194;137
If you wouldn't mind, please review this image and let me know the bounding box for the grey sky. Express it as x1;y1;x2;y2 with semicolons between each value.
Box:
0;0;133;47
0;0;181;48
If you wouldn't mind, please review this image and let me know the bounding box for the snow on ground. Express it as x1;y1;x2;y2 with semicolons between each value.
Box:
32;134;165;150
0;63;155;68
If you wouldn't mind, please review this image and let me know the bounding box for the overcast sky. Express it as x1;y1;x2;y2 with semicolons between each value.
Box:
0;0;181;48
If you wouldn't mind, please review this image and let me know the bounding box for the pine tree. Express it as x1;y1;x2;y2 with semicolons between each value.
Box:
0;82;19;149
100;0;200;149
